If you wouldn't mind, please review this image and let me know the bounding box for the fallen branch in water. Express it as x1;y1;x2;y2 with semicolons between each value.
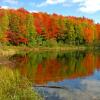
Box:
33;85;69;90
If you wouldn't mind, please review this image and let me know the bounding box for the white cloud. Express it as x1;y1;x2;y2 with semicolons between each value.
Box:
37;0;67;7
81;79;100;99
0;5;17;9
0;0;18;5
46;0;66;4
73;0;100;13
73;0;84;3
0;6;9;9
29;10;39;13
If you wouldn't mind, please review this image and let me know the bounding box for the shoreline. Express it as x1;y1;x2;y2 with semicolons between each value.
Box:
0;45;98;57
0;46;31;57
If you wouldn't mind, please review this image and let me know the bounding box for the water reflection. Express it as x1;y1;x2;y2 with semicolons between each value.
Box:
10;51;100;85
9;51;100;100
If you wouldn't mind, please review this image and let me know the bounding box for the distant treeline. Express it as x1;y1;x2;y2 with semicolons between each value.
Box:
0;8;100;46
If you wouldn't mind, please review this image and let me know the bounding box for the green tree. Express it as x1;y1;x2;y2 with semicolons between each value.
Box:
0;9;9;44
65;20;75;45
26;14;37;46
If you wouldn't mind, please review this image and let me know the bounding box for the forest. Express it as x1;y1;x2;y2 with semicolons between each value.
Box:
0;8;100;47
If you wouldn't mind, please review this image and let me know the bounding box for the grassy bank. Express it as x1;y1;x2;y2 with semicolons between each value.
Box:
0;46;31;57
0;45;89;56
0;45;98;57
36;45;87;51
0;67;43;100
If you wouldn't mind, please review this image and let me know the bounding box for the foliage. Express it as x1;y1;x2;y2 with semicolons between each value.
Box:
0;8;100;46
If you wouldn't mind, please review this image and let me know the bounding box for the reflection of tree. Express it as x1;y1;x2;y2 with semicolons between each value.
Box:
82;53;95;76
11;51;100;85
95;52;100;70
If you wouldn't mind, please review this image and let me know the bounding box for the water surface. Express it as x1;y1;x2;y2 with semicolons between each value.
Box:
9;50;100;100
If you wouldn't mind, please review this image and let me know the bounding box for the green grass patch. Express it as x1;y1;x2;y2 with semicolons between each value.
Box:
0;67;43;100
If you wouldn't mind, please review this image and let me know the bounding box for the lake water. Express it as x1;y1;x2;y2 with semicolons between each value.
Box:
7;50;100;100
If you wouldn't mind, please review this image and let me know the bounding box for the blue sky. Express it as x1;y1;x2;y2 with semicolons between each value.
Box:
0;0;100;23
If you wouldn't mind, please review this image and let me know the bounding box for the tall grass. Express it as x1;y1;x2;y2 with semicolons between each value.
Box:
0;67;43;100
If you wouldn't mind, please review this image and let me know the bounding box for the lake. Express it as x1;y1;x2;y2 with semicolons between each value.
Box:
3;50;100;100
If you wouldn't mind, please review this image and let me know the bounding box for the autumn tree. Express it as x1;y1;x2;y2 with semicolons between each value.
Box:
0;8;99;46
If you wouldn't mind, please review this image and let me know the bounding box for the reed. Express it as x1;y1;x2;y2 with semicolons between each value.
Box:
0;67;43;100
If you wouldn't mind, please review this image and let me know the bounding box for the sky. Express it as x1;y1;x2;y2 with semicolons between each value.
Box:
0;0;100;23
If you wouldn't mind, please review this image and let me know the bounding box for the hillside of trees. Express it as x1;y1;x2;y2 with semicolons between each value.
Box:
0;8;100;47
